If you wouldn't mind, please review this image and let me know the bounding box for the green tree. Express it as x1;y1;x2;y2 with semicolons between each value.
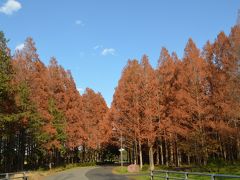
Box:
48;98;67;154
0;31;18;172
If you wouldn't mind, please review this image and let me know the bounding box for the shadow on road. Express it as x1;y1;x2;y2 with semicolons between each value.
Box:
85;166;129;180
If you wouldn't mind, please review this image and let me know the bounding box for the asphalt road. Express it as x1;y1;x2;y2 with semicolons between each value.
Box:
43;166;94;180
86;166;128;180
44;166;128;180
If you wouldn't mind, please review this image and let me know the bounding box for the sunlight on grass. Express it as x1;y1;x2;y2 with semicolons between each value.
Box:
112;166;128;174
113;163;240;180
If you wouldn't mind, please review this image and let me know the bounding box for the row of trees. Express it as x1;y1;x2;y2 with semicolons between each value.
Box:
1;25;239;172
111;25;240;170
0;34;110;172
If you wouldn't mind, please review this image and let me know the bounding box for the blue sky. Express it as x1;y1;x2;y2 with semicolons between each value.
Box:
0;0;239;106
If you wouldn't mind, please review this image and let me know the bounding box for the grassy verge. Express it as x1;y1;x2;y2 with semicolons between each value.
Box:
112;166;150;180
27;162;96;180
112;166;129;174
113;163;240;180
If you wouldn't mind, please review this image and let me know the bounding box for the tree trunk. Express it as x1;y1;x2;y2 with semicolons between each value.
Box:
149;145;154;170
164;136;169;166
139;139;143;169
169;138;174;166
160;140;164;165
187;155;190;165
156;145;159;165
177;148;181;167
134;139;137;164
234;120;240;160
237;137;240;160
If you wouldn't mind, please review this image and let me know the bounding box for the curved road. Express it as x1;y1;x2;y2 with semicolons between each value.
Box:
86;166;128;180
44;166;128;180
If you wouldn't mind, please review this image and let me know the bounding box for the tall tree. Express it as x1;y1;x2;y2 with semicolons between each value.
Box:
228;26;240;160
179;39;209;164
156;48;181;166
140;55;158;170
82;88;108;150
13;38;55;168
0;31;17;172
112;60;144;167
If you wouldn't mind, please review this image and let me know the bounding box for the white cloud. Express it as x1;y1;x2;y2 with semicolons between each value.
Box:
101;48;116;56
77;87;84;93
0;0;22;15
75;20;84;26
15;43;24;51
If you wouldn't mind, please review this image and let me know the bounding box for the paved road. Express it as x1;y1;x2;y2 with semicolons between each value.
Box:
44;166;95;180
44;166;128;180
86;166;128;180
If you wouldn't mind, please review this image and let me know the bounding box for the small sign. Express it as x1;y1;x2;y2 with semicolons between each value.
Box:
119;148;125;152
78;145;83;151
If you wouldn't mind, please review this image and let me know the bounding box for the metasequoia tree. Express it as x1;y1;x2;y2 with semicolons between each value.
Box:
1;25;240;172
112;60;145;168
156;48;181;166
140;55;158;170
204;30;239;161
228;26;240;159
178;39;209;164
48;58;84;163
48;58;67;150
82;88;108;148
81;88;108;161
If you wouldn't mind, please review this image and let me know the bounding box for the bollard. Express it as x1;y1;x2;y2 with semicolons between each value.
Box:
211;174;215;180
23;172;28;180
166;171;169;180
5;173;9;180
150;170;153;180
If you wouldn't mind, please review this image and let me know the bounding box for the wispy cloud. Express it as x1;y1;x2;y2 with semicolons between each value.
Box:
77;87;84;93
15;43;24;51
0;0;21;15
93;45;116;56
75;20;84;26
93;45;101;50
101;48;116;56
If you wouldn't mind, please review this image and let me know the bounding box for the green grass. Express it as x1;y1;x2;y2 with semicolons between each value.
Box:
112;166;150;180
113;163;240;180
128;176;150;180
112;166;129;174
